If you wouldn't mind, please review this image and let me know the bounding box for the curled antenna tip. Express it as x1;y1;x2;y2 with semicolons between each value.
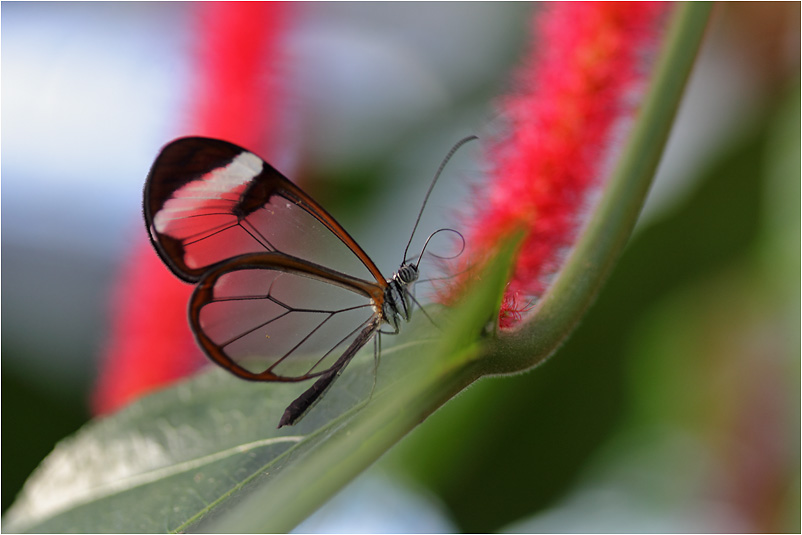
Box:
410;228;465;268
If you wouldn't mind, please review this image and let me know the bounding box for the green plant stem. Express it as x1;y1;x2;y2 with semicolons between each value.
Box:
482;2;713;375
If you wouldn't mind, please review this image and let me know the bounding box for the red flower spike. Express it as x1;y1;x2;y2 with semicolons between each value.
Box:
92;2;295;415
441;2;669;327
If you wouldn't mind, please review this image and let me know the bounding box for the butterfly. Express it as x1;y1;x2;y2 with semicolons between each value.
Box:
143;136;474;427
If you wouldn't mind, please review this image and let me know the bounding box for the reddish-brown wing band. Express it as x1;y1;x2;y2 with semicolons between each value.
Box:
144;137;390;427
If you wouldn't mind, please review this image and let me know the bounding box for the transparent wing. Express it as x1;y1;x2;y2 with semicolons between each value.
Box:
189;253;384;381
143;137;384;285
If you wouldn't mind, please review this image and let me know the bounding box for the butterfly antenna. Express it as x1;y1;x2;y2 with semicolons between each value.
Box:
412;228;465;269
402;135;478;264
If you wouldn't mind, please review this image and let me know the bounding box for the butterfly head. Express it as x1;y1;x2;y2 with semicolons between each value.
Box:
395;262;419;285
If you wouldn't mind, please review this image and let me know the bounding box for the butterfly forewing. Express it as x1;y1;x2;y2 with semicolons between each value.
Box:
190;257;379;380
144;137;382;284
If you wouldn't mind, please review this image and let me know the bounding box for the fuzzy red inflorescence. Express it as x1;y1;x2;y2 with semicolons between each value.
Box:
442;2;669;328
92;2;294;415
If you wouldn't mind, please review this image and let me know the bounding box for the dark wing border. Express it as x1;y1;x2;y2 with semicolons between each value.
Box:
143;137;385;285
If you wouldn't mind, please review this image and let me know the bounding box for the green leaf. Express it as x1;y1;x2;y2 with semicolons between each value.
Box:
3;239;518;534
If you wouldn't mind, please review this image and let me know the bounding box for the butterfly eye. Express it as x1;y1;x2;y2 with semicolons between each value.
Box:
397;264;419;284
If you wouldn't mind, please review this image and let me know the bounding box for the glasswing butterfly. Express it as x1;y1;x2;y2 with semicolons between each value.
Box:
144;136;474;427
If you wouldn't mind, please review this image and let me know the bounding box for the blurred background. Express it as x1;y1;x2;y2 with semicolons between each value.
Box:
2;2;799;532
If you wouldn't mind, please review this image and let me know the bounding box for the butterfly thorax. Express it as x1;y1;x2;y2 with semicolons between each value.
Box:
382;262;419;330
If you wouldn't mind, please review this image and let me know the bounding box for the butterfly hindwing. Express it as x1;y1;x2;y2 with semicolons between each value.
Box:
188;252;383;382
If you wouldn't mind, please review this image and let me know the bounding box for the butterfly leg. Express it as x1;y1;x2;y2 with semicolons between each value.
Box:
278;365;343;428
406;293;440;329
278;319;381;428
368;333;380;401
